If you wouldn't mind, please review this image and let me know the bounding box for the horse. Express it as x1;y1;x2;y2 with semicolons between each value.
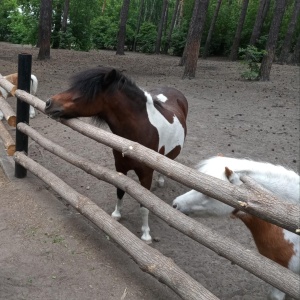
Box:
0;73;38;120
172;156;300;300
45;66;188;243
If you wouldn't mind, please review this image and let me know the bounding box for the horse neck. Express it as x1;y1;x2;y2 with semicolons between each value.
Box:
100;90;147;138
236;212;295;268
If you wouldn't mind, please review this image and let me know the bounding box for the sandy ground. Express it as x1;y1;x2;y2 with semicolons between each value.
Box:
0;42;299;300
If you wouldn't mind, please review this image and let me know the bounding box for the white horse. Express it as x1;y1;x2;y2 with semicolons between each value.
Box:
0;73;38;120
172;156;300;300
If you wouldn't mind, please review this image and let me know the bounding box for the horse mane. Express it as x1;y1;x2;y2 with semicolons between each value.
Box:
69;67;145;103
197;156;300;204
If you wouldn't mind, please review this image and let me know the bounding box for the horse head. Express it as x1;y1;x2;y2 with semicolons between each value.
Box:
45;68;119;119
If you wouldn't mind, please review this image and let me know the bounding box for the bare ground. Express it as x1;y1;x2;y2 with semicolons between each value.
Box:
0;42;299;300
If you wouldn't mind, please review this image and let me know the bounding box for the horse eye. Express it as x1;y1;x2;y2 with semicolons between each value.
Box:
72;96;82;103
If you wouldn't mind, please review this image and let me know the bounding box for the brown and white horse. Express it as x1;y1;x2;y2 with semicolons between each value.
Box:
173;156;300;300
45;67;188;243
0;73;38;120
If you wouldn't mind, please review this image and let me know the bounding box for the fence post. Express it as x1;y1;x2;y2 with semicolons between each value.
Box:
15;53;32;178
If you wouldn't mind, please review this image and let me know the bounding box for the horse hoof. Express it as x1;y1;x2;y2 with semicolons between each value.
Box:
111;212;121;221
142;238;152;245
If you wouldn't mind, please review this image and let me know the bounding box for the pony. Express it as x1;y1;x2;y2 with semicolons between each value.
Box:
45;67;188;243
0;73;38;120
172;156;300;300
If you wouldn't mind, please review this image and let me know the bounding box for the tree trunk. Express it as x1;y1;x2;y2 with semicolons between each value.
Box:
179;0;201;66
229;0;249;61
260;0;287;81
133;0;145;52
52;3;62;49
116;0;131;55
249;0;271;46
37;0;53;60
155;0;169;54
202;0;223;59
176;0;184;27
61;0;70;33
291;33;300;65
278;0;300;64
182;0;209;78
102;0;106;13
164;0;180;54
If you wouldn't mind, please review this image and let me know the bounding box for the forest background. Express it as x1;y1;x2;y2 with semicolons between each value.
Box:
0;0;299;79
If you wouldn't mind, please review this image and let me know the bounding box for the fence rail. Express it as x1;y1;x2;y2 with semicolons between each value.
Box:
0;55;299;300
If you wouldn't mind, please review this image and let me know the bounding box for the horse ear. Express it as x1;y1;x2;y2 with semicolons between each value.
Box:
104;69;117;86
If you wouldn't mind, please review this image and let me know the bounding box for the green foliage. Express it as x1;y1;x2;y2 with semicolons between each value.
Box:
0;0;298;56
59;28;76;50
91;16;118;49
169;21;189;56
239;45;267;80
136;22;157;53
8;7;38;45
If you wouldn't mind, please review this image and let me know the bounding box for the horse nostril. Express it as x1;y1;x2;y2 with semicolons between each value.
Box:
173;204;177;209
45;99;52;109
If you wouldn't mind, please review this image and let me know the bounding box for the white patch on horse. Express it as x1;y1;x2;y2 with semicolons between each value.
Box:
144;91;185;155
157;94;168;102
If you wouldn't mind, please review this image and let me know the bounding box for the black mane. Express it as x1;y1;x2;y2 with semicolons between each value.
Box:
68;67;145;102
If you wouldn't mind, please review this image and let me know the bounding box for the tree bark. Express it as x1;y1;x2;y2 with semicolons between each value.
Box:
37;0;53;60
278;0;300;64
260;0;287;81
181;0;209;78
229;0;249;61
164;0;180;54
61;0;70;33
15;123;300;299
291;33;300;65
179;0;201;66
249;0;271;46
155;0;169;54
202;0;223;59
52;2;62;49
116;0;131;55
133;0;145;52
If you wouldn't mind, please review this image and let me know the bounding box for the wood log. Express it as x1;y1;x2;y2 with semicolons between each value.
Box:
0;74;17;96
62;118;300;234
0;121;15;155
13;151;218;300
0;96;16;127
17;122;300;299
12;90;300;234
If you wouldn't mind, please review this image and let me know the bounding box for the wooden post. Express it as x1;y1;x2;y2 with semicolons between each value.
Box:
0;96;16;127
0;121;15;155
15;53;32;178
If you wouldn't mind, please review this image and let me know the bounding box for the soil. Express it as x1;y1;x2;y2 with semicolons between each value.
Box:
0;42;299;300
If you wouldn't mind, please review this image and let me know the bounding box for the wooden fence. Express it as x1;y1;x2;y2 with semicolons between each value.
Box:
0;55;299;300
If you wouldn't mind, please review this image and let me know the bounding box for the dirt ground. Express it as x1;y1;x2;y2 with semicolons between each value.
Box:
0;42;299;300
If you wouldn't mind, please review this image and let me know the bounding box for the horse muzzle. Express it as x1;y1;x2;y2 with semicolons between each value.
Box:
45;98;64;118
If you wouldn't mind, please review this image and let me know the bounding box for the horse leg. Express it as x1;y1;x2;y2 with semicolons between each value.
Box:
29;106;36;118
137;170;154;244
111;188;125;221
157;174;165;187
